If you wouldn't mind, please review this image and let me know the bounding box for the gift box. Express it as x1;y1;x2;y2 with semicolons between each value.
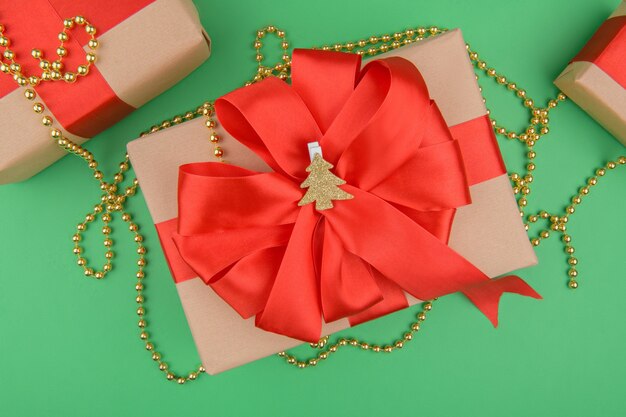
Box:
554;1;626;146
0;0;211;184
127;29;538;374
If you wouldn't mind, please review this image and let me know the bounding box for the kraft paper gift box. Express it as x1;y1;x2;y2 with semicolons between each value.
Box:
0;0;211;184
127;29;538;375
554;1;626;146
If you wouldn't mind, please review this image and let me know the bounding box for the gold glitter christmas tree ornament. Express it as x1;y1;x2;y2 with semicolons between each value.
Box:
298;153;354;211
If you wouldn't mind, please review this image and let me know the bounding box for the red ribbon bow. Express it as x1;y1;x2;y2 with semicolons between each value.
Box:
173;49;540;342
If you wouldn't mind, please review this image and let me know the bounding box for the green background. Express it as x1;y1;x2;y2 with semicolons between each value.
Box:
1;0;625;416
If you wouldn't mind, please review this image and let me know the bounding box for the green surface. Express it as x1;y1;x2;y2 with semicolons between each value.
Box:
1;0;625;416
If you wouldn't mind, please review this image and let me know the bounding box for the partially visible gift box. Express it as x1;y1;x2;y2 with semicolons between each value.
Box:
554;1;626;146
127;29;538;375
0;0;211;184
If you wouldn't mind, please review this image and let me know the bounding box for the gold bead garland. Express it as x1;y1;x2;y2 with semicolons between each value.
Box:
2;19;624;381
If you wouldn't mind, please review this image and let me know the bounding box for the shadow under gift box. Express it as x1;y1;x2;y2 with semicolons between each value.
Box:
0;0;211;184
554;1;626;146
127;29;538;375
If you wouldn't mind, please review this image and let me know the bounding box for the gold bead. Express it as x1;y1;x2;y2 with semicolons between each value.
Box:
63;19;74;28
94;272;104;279
42;116;52;126
136;271;145;280
166;372;175;381
568;268;578;277
74;15;86;25
137;258;146;267
0;36;9;47
24;89;36;100
214;147;224;157
198;365;206;373
568;257;578;266
77;65;89;76
137;307;145;316
531;238;540;246
85;25;96;35
540;231;549;239
404;332;413;341
145;342;154;351
86;52;96;63
566;206;575;214
105;251;114;259
56;47;67;57
596;168;606;176
177;378;186;384
72;247;82;255
136;295;144;304
188;372;198;380
565;246;575;254
563;234;572;243
64;72;76;83
411;323;420;331
33;103;44;113
417;312;426;321
84;268;94;276
138;319;147;328
568;280;578;289
209;133;220;143
618;156;626;164
103;238;113;247
372;345;381;352
140;331;148;340
77;257;86;266
159;362;168;371
423;302;432;311
588;177;598;186
607;161;616;169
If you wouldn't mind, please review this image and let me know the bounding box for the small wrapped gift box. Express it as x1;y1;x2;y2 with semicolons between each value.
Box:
0;0;211;184
554;1;626;146
127;29;538;374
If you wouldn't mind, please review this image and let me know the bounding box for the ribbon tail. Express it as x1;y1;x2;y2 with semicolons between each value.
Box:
461;275;542;327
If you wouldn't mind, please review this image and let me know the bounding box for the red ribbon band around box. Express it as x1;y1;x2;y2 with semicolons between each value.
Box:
155;49;539;342
572;15;626;88
0;0;155;137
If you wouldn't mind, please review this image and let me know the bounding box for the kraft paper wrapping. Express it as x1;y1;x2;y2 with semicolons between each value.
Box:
0;0;211;184
127;29;538;374
554;1;626;146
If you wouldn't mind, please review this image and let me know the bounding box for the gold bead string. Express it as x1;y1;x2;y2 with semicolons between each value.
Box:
0;18;207;384
0;16;97;85
277;301;434;368
465;44;625;289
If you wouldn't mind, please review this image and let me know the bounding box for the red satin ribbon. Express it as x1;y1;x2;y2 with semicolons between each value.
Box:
572;15;626;88
0;0;149;136
172;49;540;342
